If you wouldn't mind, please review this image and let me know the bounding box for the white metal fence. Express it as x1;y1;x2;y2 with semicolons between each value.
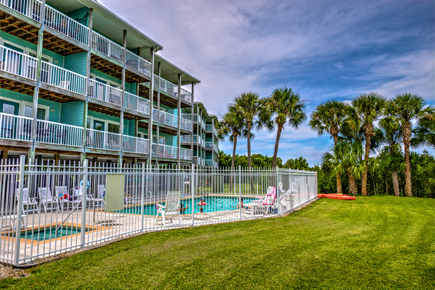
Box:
0;158;317;266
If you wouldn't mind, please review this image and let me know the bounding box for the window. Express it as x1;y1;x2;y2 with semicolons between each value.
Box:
108;123;119;134
23;105;46;120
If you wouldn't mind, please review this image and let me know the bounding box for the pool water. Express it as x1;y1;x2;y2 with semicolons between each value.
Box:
119;196;257;215
18;226;89;241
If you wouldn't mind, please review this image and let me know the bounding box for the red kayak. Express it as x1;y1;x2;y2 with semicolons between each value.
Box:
317;194;356;200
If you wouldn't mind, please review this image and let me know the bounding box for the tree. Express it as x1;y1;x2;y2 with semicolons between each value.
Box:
217;110;248;190
387;94;432;196
412;110;435;149
231;92;267;191
264;87;306;169
348;93;386;196
379;117;403;196
283;157;309;170
309;100;347;193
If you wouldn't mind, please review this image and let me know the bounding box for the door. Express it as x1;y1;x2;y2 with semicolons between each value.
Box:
0;100;19;139
107;123;120;150
93;120;105;149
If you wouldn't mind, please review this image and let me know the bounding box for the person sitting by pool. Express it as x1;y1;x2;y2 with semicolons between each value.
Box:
238;197;244;209
180;203;189;214
197;198;208;213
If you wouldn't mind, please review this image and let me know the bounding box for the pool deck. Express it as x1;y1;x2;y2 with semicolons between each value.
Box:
0;192;312;265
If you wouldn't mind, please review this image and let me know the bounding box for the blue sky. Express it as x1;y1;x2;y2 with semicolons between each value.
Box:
100;0;434;165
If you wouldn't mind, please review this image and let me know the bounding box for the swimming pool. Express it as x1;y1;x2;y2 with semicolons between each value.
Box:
16;226;89;241
119;196;257;215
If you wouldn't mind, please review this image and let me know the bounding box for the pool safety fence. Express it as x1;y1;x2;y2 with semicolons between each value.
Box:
0;156;317;266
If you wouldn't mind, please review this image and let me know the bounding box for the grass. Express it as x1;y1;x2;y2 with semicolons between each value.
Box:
1;196;434;289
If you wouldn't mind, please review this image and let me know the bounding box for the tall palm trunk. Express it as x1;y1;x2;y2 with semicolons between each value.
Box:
403;122;412;197
246;121;254;193
333;134;342;194
347;169;358;196
392;170;400;197
272;125;283;169
230;134;237;192
362;132;371;196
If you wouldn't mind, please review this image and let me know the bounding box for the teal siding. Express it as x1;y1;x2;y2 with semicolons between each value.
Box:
60;101;84;126
64;52;87;76
67;7;90;27
90;69;122;86
0;31;64;66
206;152;213;159
0;89;60;122
88;111;120;123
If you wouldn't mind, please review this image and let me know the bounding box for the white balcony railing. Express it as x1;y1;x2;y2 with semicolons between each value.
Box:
91;32;124;63
180;135;192;143
205;160;213;167
86;129;120;151
151;143;177;159
88;79;121;106
0;0;89;46
0;113;83;147
206;124;218;135
36;119;83;147
180;88;192;103
193;135;205;148
180;116;193;132
206;142;219;152
44;3;89;45
123;135;149;154
194;157;205;166
126;50;151;77
196;115;206;129
124;92;150;115
153;75;177;98
0;45;87;95
214;161;219;167
152;109;178;128
180;148;192;160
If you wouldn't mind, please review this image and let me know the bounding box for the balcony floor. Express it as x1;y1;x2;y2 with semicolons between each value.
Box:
0;9;86;56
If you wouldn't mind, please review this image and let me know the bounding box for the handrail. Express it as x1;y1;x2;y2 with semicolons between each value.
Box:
85;129;120;151
152;109;178;128
123;135;149;154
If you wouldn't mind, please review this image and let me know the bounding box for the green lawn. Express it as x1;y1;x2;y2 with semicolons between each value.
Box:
1;196;434;289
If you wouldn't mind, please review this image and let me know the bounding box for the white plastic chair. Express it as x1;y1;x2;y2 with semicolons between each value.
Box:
16;188;39;214
154;191;181;226
55;186;73;210
38;187;59;212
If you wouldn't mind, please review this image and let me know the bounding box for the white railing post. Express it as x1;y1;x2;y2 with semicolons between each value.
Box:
239;165;242;221
141;162;146;232
191;164;195;227
81;159;88;248
276;167;280;215
14;155;26;266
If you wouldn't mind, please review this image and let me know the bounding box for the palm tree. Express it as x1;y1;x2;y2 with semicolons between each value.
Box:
379;117;403;196
218;110;248;190
265;88;306;169
412;110;435;149
310;100;347;193
231;92;266;191
387;94;432;197
348;93;386;196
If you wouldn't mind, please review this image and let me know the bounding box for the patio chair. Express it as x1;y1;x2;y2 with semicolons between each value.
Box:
89;185;105;208
245;187;276;216
38;187;59;212
16;188;39;214
154;191;181;226
55;186;73;210
0;214;26;231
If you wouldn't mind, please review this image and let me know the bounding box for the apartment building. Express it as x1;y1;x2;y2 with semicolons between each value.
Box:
0;0;219;166
181;102;219;167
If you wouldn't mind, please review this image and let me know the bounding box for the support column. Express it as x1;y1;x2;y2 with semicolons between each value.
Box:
177;74;182;167
29;0;46;162
155;62;161;166
147;47;155;167
190;82;194;167
118;30;127;165
82;8;93;162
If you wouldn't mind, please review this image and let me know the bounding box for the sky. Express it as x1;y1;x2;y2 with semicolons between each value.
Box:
100;0;434;165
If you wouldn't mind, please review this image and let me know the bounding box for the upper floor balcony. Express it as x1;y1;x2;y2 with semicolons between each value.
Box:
182;113;205;130
0;112;149;155
0;0;152;82
205;142;219;153
0;44;150;119
152;109;192;133
206;124;218;136
193;156;205;167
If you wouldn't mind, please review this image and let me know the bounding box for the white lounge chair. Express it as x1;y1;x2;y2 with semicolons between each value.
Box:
154;191;181;226
55;186;73;210
16;188;39;214
1;214;26;231
38;187;59;212
89;185;105;208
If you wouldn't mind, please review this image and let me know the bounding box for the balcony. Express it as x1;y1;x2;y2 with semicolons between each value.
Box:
193;135;205;148
205;142;219;153
182;114;205;129
180;116;193;132
0;113;83;147
0;0;89;54
193;157;205;166
85;129;149;155
180;148;192;161
123;135;149;154
180;135;191;144
206;124;218;136
152;109;177;128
